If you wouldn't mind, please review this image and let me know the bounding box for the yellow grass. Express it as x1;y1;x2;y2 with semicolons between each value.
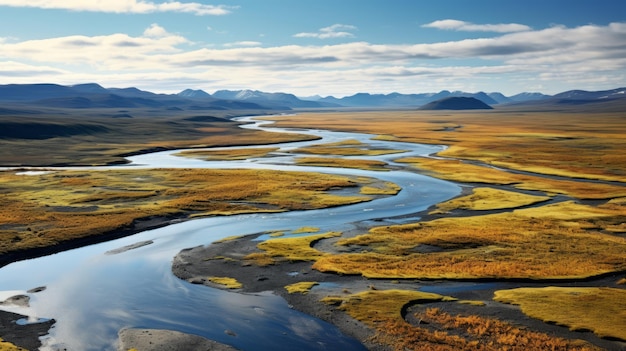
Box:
0;339;27;351
360;181;402;195
175;147;279;160
292;226;320;234
295;157;389;171
313;201;626;279
206;276;243;289
245;231;341;266
267;111;626;183
285;281;319;294
212;235;242;243
494;287;626;341
321;289;595;351
291;139;407;156
0;169;386;256
322;289;451;324
398;157;626;200
431;187;550;214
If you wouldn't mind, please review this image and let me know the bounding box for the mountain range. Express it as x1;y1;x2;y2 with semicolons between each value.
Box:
0;83;624;111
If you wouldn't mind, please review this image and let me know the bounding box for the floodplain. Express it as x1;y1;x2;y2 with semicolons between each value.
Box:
1;106;625;351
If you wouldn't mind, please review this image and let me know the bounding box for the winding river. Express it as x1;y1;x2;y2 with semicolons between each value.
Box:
0;116;461;351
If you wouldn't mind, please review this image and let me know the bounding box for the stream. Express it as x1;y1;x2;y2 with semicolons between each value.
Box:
0;116;462;351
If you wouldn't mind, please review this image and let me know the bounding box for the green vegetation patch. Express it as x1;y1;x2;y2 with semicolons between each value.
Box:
494;287;626;341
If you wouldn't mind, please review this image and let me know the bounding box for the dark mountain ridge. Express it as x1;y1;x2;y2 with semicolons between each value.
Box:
419;97;493;110
0;83;272;111
1;83;623;111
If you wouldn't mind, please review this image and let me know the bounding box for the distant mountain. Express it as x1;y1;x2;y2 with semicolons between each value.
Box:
211;89;338;108
0;83;275;111
0;83;77;101
419;97;493;110
318;90;501;107
2;83;623;112
487;92;512;104
177;89;212;99
551;87;626;101
508;92;551;102
504;87;626;111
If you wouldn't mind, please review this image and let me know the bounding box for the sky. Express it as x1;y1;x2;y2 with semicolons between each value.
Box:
0;0;625;97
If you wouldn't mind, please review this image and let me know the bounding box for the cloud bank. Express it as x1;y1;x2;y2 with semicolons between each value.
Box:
1;21;625;95
294;24;357;39
423;19;531;33
0;0;235;15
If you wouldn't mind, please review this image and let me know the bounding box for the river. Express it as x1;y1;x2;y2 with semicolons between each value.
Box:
0;116;461;351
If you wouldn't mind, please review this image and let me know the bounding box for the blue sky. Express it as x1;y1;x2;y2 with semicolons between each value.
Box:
0;0;624;96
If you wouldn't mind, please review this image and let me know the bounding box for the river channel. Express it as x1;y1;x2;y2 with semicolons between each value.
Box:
0;116;461;351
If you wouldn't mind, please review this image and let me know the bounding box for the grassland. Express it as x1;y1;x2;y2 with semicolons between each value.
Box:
3;107;626;350
268;110;626;182
289;139;407;156
0;111;317;166
0;168;389;263
313;201;626;279
322;289;599;351
175;147;280;161
494;287;626;341
259;109;626;349
295;157;390;171
430;187;550;214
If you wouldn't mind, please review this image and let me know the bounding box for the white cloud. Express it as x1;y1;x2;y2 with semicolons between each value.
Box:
0;61;66;77
293;24;357;39
143;23;169;38
0;0;236;15
423;19;531;33
223;41;262;48
1;22;625;96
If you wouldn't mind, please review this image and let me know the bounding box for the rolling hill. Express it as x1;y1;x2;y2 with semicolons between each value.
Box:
418;96;493;110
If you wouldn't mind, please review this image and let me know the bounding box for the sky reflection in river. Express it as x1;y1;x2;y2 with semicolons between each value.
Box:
0;116;460;350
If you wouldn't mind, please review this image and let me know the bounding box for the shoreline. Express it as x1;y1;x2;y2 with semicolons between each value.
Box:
0;213;187;270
